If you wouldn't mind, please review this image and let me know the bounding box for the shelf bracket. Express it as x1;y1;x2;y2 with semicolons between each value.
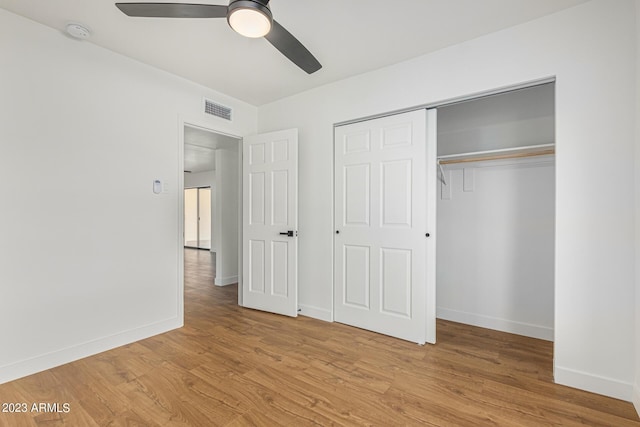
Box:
438;161;447;185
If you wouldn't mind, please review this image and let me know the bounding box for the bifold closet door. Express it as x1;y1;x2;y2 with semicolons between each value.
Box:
334;109;436;344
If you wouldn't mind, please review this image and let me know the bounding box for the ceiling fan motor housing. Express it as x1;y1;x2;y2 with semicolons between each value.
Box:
227;0;272;20
227;0;273;38
230;0;270;6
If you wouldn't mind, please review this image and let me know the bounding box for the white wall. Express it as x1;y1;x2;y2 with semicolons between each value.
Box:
258;0;637;401
437;159;555;341
214;149;240;286
184;170;216;251
634;0;640;415
0;9;256;384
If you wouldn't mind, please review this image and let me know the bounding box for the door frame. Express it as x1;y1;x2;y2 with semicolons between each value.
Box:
178;116;244;317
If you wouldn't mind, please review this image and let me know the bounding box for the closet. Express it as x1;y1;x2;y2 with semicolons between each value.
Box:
436;83;555;341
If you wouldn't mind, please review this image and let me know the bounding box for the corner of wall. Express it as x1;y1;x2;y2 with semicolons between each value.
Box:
0;317;181;385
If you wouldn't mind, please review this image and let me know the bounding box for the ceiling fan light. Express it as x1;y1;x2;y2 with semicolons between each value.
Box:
228;1;272;38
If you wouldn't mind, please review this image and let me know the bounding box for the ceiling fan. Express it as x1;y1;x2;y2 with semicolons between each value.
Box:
115;0;322;74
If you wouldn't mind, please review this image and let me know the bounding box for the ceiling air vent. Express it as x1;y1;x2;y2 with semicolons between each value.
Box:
204;98;232;121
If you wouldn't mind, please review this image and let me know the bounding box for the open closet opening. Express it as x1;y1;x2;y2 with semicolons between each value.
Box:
435;82;555;342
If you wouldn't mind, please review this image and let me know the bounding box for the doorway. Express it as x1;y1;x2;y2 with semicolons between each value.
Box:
184;187;211;250
182;123;241;289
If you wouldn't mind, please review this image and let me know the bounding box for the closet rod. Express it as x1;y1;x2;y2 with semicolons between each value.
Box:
438;143;554;160
438;148;555;165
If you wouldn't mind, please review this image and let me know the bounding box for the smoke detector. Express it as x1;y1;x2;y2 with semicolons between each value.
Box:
66;23;91;39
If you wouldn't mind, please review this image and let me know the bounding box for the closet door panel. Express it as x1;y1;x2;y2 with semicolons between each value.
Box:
343;164;370;226
343;245;371;309
334;109;434;344
381;159;412;227
380;247;412;318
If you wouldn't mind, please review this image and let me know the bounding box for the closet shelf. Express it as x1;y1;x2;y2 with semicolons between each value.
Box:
438;143;555;165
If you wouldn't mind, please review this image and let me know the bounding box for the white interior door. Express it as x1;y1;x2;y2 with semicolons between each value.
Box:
334;109;436;344
242;128;298;317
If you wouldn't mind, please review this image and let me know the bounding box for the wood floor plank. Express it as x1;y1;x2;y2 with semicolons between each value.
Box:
223;409;289;427
0;248;637;426
32;400;100;427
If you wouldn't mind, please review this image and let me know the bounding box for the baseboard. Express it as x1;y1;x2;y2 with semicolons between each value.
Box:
0;317;182;385
214;275;238;286
437;307;553;341
298;304;332;322
633;383;640;417
554;366;633;402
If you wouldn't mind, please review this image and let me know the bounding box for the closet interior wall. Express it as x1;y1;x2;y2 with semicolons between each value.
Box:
436;83;555;341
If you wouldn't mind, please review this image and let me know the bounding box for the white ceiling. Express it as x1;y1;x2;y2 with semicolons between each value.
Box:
184;125;239;173
0;0;587;106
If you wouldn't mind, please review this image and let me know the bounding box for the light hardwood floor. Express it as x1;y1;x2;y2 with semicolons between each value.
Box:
1;249;638;426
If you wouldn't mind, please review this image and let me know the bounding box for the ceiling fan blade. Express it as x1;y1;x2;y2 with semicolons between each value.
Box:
115;3;228;18
264;20;322;74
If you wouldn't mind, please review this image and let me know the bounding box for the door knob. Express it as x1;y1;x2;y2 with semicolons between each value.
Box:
279;230;295;237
